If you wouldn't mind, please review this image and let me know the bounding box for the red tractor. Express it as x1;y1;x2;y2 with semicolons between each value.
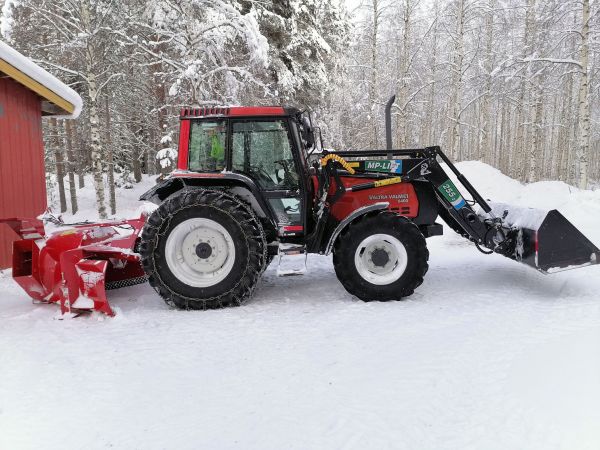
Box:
4;97;599;315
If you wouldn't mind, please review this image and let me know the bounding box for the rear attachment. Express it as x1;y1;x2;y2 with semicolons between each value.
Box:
1;216;147;317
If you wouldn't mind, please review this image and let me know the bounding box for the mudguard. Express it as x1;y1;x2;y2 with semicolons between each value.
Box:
324;202;389;255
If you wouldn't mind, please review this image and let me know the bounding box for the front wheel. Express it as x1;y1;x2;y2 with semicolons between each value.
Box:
333;212;429;301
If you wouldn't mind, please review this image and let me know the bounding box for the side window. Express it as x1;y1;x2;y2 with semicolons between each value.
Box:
188;120;226;172
232;120;299;190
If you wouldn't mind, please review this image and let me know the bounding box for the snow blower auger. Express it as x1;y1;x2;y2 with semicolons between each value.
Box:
1;216;147;317
3;96;598;316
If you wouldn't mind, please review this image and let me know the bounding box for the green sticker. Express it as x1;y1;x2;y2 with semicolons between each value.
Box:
438;180;466;209
364;160;403;173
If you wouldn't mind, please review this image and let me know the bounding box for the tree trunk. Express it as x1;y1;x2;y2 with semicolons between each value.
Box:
105;95;116;215
80;0;107;218
65;119;78;214
513;0;536;181
154;37;168;174
576;0;590;189
395;0;412;147
527;87;543;182
87;79;107;218
369;0;379;148
51;118;67;213
448;0;465;161
74;122;85;189
422;8;438;146
132;111;143;183
480;1;494;164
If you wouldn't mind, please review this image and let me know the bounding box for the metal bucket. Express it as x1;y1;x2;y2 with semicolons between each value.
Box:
487;204;599;274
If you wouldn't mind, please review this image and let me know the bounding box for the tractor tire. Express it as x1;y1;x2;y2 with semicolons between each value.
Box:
333;212;429;301
139;189;267;310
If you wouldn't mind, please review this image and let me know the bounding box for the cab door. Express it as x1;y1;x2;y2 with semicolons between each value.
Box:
230;119;304;234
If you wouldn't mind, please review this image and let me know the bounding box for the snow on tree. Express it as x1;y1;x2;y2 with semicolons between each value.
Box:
156;147;177;166
244;0;349;108
126;0;270;106
0;0;19;40
3;0;600;220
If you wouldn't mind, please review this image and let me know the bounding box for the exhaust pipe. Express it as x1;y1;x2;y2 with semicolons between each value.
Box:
385;95;396;152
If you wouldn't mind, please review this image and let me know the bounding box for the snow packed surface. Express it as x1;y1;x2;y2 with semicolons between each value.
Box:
0;40;83;118
1;162;599;450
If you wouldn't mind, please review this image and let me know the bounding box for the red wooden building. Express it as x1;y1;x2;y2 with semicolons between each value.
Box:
0;41;82;268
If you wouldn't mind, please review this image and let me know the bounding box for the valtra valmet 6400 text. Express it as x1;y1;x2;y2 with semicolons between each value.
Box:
3;96;599;316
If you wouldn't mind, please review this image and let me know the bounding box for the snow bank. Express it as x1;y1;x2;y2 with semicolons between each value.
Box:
0;40;83;118
451;161;600;239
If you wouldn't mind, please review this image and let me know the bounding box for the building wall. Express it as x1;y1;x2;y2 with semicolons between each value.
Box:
0;77;47;269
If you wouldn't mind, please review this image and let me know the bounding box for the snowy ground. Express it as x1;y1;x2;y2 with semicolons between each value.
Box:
1;163;599;450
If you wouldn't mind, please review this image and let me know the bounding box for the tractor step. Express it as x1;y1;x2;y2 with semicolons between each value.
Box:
277;244;307;276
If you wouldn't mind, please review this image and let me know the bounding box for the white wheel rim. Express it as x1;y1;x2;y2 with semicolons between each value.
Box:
165;218;236;288
354;233;408;285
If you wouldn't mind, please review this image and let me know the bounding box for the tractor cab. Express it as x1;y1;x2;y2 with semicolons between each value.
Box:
171;106;318;238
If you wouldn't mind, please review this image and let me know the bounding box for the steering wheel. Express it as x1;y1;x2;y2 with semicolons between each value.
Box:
274;159;297;185
249;165;275;187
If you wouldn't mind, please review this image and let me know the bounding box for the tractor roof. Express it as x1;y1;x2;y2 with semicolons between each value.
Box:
180;106;300;119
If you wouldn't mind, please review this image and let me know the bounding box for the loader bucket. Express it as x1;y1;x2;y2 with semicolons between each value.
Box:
490;204;600;274
517;210;599;273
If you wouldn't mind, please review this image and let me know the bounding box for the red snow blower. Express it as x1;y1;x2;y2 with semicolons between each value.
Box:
2;97;598;316
2;217;146;316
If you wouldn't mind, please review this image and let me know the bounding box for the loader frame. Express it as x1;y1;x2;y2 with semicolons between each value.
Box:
307;145;513;259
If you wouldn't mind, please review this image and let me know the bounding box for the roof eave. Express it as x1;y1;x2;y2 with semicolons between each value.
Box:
0;60;75;117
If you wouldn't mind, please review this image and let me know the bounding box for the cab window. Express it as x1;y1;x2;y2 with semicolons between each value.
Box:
188;120;226;172
232;120;299;190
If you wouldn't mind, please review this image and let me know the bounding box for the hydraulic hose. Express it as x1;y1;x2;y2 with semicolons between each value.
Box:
320;154;356;174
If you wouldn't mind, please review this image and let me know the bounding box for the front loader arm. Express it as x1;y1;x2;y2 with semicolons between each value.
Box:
322;146;500;250
323;146;599;273
416;147;501;250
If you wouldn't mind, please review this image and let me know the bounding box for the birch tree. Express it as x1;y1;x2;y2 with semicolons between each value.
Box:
576;0;591;189
369;0;381;148
447;0;466;161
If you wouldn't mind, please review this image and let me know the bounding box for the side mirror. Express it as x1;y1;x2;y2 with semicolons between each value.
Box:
301;116;315;149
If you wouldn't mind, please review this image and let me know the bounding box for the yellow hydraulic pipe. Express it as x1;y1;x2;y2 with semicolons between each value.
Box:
320;154;356;174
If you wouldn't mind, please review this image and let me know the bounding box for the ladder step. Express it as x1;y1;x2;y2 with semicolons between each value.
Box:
277;244;307;276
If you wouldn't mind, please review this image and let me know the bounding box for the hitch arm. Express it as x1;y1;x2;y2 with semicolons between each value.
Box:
420;147;497;248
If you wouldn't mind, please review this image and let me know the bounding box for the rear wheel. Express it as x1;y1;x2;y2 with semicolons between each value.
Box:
333;212;429;301
140;189;267;309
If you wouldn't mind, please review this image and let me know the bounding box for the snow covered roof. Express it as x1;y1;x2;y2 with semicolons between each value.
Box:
0;40;82;119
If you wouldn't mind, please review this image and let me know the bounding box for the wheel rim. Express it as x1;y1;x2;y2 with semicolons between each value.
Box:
165;218;236;288
354;233;408;285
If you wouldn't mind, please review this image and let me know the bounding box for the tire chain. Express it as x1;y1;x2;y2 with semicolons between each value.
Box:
140;188;268;309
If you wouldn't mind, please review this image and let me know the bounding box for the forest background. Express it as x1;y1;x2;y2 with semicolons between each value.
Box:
1;0;597;216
